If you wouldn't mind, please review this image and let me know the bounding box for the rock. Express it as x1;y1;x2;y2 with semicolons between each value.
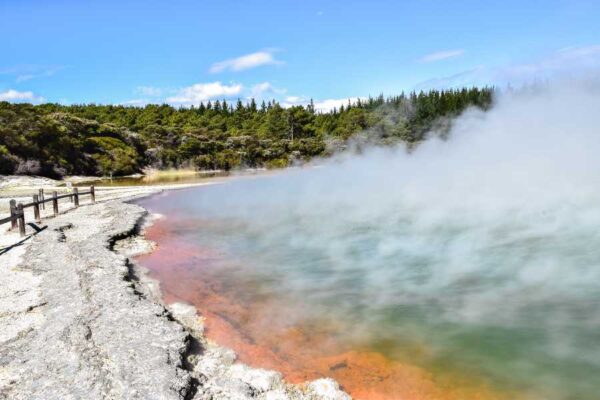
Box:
228;364;284;393
169;302;205;336
0;175;58;189
0;197;353;400
112;235;156;258
306;379;352;400
0;201;191;399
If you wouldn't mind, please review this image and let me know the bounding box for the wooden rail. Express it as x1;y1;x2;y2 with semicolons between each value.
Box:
1;186;95;237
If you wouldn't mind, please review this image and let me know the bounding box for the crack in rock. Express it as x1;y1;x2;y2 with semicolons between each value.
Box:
2;198;352;400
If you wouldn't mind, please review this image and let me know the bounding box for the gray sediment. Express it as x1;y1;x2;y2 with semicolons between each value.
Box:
0;198;351;400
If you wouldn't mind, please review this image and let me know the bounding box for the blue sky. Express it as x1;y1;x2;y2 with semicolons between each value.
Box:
2;0;600;111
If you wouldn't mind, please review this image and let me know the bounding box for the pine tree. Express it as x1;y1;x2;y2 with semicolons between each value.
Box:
249;98;257;113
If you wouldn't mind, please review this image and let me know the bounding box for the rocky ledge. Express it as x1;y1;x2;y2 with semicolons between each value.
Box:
0;199;351;400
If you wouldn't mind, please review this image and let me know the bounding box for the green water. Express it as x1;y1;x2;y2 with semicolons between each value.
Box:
139;176;600;400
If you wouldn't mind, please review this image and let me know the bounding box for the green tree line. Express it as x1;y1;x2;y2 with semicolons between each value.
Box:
0;88;493;178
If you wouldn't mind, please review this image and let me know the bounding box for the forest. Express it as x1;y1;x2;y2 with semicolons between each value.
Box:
0;88;493;178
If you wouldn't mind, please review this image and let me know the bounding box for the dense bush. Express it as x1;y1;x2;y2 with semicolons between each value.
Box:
0;88;493;177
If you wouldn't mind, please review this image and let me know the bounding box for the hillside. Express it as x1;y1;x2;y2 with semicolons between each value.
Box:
0;88;492;178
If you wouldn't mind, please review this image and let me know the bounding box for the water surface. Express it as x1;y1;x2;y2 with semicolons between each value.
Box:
136;172;600;400
70;171;230;187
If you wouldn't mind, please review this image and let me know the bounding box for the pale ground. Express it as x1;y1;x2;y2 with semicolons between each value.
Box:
0;175;350;400
0;177;214;275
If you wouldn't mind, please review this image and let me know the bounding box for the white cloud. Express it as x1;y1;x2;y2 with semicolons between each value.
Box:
127;81;364;113
283;96;304;105
135;86;162;97
415;44;600;89
282;95;367;113
314;97;367;112
251;82;274;96
504;45;600;77
120;99;149;106
209;50;283;73
166;82;243;105
419;49;465;63
249;82;286;98
0;89;45;103
125;81;283;106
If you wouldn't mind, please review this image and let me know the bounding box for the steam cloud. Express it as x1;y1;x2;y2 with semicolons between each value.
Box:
144;78;600;399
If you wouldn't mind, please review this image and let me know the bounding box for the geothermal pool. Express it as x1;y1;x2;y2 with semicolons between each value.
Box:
136;169;600;400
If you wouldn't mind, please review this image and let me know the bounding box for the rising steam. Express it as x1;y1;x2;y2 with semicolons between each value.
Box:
142;78;600;399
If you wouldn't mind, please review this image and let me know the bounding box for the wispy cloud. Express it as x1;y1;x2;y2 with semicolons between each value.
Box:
282;96;304;106
415;44;600;89
282;96;366;113
209;50;283;73
313;97;367;113
123;81;364;113
135;86;162;97
414;67;484;90
165;81;243;105
123;81;289;107
251;82;273;96
419;49;465;63
0;65;64;83
249;82;286;99
0;89;45;103
120;99;149;106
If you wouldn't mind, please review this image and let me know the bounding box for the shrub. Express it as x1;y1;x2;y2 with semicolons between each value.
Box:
265;158;288;169
0;146;18;175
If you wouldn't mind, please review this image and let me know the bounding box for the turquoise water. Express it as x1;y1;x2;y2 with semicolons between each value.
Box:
140;168;600;399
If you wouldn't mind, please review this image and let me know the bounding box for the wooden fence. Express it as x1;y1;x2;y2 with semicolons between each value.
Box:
0;186;96;237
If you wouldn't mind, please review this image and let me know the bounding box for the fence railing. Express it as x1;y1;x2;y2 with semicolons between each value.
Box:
1;186;96;237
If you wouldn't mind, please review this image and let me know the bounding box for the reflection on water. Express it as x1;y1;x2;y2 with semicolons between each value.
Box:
136;174;600;400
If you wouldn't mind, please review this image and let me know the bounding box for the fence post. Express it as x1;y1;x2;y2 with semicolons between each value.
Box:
90;186;96;203
39;188;45;210
33;194;41;222
52;191;59;216
73;187;79;207
9;199;17;230
17;203;25;237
